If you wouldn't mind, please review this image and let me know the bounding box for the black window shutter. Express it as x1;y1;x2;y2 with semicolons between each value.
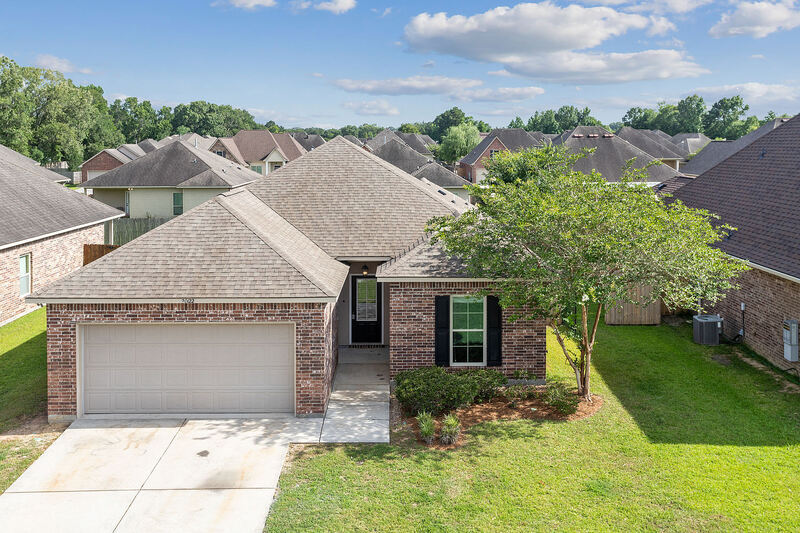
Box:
486;296;502;367
434;295;450;367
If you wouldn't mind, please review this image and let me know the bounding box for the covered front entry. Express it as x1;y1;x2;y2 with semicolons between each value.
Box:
351;275;382;344
81;323;295;415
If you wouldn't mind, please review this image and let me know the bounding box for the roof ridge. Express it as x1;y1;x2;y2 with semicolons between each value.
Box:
216;190;340;296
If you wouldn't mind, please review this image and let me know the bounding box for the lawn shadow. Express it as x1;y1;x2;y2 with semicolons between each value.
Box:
0;332;47;433
592;322;800;447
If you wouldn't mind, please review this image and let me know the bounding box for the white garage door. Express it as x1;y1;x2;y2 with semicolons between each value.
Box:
82;323;294;415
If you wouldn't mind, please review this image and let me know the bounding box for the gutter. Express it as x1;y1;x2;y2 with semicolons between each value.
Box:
734;256;800;285
0;214;124;252
26;297;338;305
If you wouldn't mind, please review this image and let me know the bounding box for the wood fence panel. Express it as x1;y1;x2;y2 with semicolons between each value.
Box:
605;285;662;325
83;244;119;265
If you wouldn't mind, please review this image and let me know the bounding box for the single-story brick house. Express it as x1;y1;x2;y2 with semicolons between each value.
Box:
209;130;306;177
673;113;800;375
30;137;547;422
458;128;545;184
1;143;123;326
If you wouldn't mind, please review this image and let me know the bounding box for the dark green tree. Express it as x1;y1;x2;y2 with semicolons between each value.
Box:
703;96;749;140
508;116;525;129
622;107;657;130
429;107;467;141
675;95;706;133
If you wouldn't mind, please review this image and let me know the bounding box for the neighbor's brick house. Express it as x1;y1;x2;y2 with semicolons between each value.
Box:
1;143;123;325
674;113;800;374
458;128;544;183
31;138;547;422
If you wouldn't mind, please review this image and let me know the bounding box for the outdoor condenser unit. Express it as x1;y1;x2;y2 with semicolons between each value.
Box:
783;320;799;362
693;314;723;346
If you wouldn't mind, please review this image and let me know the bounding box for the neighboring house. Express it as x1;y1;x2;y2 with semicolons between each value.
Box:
672;132;711;155
681;118;791;176
458;128;544;183
160;132;217;150
653;175;694;196
0;143;123;325
0;144;68;183
553;126;680;185
81;141;261;218
209;130;306;176
343;134;364;147
395;132;434;156
289;132;326;151
372;138;471;200
615;127;686;170
364;128;407;152
672;114;800;374
30;137;545;422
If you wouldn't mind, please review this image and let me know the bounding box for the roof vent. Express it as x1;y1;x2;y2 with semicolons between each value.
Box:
573;134;584;138
602;133;614;138
588;134;599;138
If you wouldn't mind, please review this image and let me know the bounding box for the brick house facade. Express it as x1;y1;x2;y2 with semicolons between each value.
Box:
387;281;547;378
457;137;506;184
710;267;800;375
80;150;125;184
45;302;338;420
0;224;105;325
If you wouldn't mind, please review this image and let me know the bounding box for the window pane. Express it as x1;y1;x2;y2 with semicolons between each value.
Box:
468;299;484;313
452;347;468;363
452;313;468;330
468;346;484;363
466;331;483;347
452;331;467;347
468;311;483;329
19;255;29;276
453;299;469;313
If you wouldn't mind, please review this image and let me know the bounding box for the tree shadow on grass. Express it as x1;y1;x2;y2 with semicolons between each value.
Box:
0;332;47;433
592;323;800;447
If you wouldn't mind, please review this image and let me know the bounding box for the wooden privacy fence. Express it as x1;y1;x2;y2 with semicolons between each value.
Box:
112;217;170;246
84;244;119;265
605;285;662;325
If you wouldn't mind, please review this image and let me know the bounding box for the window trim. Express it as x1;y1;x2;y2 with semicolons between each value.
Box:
250;165;263;174
19;253;31;297
449;295;487;367
172;192;183;216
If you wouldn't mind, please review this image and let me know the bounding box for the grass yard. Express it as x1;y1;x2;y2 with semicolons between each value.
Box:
265;320;800;532
0;308;57;492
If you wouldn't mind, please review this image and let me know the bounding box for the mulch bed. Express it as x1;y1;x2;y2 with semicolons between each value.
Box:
395;390;604;450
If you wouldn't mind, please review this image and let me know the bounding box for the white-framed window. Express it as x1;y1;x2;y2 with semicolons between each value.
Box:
173;192;183;216
450;295;486;366
356;277;378;321
19;254;31;297
250;165;263;174
489;149;500;158
215;150;226;158
124;190;130;216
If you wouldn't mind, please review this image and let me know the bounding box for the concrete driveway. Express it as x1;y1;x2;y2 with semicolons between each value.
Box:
0;417;322;533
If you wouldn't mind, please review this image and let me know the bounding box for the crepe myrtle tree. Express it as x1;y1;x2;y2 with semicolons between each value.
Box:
428;145;748;400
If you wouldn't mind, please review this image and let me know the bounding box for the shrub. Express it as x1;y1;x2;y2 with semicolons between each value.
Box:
416;411;435;445
511;369;536;380
439;414;461;445
395;367;477;415
541;380;579;415
461;369;508;403
504;384;535;408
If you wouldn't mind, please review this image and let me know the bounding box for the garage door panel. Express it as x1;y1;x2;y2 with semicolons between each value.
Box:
83;324;295;414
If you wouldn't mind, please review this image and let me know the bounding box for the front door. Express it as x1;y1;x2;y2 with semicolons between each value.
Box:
351;276;382;344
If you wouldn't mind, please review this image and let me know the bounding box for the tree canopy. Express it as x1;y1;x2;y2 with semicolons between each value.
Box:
436;122;481;164
510;105;604;133
428;145;748;398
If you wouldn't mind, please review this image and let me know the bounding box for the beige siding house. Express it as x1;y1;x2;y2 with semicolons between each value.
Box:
210;130;306;177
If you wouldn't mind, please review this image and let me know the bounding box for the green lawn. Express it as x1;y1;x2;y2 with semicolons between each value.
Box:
266;321;800;532
0;308;51;492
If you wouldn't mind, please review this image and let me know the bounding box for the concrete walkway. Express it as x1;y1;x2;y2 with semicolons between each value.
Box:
321;347;390;443
0;349;390;532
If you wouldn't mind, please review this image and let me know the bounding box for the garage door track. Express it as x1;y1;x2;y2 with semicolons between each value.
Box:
0;417;322;533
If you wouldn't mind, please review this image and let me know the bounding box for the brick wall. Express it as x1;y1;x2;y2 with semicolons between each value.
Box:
387;281;547;378
710;267;800;374
81;151;124;183
458;138;506;184
45;302;337;420
0;224;105;325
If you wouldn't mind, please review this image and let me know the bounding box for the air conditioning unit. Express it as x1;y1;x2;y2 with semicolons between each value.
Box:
783;320;798;362
693;314;723;346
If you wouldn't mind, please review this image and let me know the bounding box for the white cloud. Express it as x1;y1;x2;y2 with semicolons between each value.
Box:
693;82;799;103
751;53;766;59
404;3;705;84
710;1;800;38
311;72;325;77
488;69;514;77
34;54;92;74
580;0;712;14
333;75;482;95
422;60;435;68
333;74;544;102
315;0;356;14
216;0;276;9
372;7;391;17
342;99;400;116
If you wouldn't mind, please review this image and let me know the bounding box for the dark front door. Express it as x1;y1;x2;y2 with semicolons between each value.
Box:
351;276;382;343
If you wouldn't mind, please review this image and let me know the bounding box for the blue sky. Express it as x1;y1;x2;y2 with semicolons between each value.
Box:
1;0;798;127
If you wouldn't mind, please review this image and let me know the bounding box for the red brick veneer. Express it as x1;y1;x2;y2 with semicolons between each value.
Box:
80;151;124;183
0;224;105;325
387;282;546;378
46;302;338;419
710;267;800;374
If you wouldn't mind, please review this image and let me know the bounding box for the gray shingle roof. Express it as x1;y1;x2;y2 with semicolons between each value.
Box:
29;188;349;302
653;175;694;196
214;130;307;164
81;141;261;189
616;127;685;160
672;132;711;155
372;138;430;174
246;136;469;259
412;162;470;189
672;113;800;278
137;139;162;153
554;126;680;183
461;128;542;165
159;133;217;151
290;132;326;151
377;238;470;279
364;129;405;152
343;135;364;147
0;143;38;167
1;145;123;249
118;143;147;159
395;132;433;156
681;118;791;176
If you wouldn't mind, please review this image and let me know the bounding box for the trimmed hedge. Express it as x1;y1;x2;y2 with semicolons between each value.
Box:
394;367;508;415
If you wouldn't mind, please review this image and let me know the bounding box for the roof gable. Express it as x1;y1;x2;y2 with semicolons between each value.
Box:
460;128;541;165
616;127;685;160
